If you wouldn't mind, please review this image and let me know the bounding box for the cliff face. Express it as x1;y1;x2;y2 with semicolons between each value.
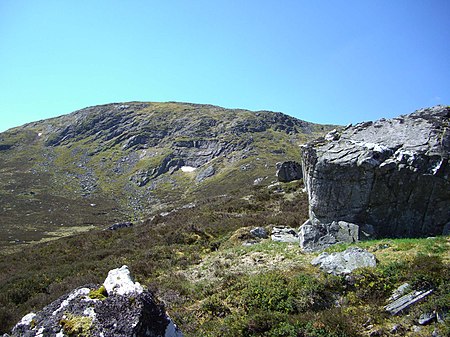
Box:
300;106;450;249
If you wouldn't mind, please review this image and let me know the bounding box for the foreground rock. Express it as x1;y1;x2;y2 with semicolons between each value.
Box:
311;247;377;275
300;106;450;250
276;161;302;182
9;265;183;337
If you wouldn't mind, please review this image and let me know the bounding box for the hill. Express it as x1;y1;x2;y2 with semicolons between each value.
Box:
0;102;334;253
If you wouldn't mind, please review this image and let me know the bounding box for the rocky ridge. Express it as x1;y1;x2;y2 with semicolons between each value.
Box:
299;105;450;250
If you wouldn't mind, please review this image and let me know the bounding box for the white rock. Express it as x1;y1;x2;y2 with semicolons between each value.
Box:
431;158;443;175
363;142;389;153
103;265;143;296
14;312;36;327
325;129;339;141
253;177;264;185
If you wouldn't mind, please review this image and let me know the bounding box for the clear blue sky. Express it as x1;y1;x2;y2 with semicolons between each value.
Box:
1;0;449;132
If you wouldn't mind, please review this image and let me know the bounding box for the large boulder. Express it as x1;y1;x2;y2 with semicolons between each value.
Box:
276;161;303;182
9;265;183;337
300;106;450;249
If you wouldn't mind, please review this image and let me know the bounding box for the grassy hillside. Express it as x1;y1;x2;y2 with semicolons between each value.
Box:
0;102;334;253
1;102;447;336
0;181;448;336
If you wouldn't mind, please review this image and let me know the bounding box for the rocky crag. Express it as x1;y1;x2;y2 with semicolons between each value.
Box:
299;106;450;250
7;266;183;337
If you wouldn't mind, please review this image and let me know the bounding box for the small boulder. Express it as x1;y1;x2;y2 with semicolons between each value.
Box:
418;312;436;325
388;283;410;302
276;161;302;182
253;177;264;185
106;222;133;230
271;226;298;243
250;227;268;239
311;247;376;275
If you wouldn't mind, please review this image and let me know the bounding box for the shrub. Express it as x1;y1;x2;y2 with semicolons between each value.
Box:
237;272;331;315
291;273;332;312
418;276;450;315
201;294;230;318
238;272;295;313
268;321;299;337
302;309;361;337
243;311;281;335
348;267;394;304
409;254;447;290
377;260;410;284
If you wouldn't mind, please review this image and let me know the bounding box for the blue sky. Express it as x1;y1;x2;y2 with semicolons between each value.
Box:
1;0;449;132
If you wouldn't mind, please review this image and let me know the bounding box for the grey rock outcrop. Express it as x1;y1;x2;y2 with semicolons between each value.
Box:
271;226;298;243
388;283;411;302
384;288;433;315
299;220;359;251
276;161;302;182
311;247;377;275
196;166;216;182
9;265;183;337
301;106;450;248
